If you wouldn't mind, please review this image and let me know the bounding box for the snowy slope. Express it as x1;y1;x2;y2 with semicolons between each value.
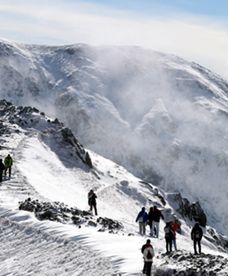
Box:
0;100;227;275
0;39;228;237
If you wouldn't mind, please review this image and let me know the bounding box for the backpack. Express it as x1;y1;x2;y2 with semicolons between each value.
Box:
194;229;201;239
146;249;152;259
164;226;171;238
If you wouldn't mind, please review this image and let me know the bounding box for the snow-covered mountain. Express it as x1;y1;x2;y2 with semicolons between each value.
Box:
0;99;227;275
0;39;228;238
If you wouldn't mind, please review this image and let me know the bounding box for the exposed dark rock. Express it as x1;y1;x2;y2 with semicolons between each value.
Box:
61;127;93;168
96;217;123;231
155;251;228;275
205;227;228;251
72;216;82;225
19;197;35;212
88;221;97;227
36;210;60;222
153;187;166;206
167;193;207;227
52;118;61;125
140;181;166;206
19;198;123;233
0;99;93;169
85;152;92;168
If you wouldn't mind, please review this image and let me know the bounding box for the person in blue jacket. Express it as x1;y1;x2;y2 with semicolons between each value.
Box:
136;207;148;235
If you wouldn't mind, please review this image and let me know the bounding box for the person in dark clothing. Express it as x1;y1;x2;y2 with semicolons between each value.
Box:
152;206;164;238
136;207;148;235
4;154;13;178
148;207;155;237
171;219;180;250
0;159;5;183
141;239;155;276
191;222;203;255
164;222;174;253
88;189;98;215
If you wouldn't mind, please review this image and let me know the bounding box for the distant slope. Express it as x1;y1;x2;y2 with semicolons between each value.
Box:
0;39;228;235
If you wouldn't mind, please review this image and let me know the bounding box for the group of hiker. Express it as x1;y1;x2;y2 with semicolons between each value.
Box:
138;206;204;276
0;150;204;276
136;206;165;238
0;154;13;182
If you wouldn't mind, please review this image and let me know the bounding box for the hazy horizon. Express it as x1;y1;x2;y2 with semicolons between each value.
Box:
0;0;228;80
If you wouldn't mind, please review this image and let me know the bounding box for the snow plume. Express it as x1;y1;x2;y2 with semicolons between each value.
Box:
0;41;228;235
55;46;228;235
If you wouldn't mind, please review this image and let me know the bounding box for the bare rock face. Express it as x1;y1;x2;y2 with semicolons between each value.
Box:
61;127;92;168
205;227;228;251
19;198;123;233
0;99;92;168
167;193;207;227
155;251;228;275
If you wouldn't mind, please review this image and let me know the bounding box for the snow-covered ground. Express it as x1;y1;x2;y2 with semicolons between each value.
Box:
1;39;228;237
0;103;227;275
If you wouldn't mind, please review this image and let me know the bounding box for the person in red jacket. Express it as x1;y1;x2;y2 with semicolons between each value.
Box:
141;239;155;276
171;219;180;250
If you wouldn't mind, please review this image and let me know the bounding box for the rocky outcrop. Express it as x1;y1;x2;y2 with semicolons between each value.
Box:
0;99;92;168
167;193;207;227
205;227;228;251
61;127;92;168
19;198;123;233
155;251;228;276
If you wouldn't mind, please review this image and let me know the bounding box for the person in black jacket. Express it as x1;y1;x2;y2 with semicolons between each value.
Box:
0;159;5;183
148;207;155;237
164;222;174;253
191;222;203;255
152;206;164;238
4;154;13;178
88;189;98;215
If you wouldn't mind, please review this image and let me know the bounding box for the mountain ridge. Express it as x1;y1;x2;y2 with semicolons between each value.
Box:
0;39;228;236
0;98;227;275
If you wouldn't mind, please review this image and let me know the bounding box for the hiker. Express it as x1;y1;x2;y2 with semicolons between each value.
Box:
191;222;203;255
136;207;148;235
164;222;174;253
171;219;180;250
4;154;13;178
141;239;155;276
0;159;5;183
148;207;155;237
88;189;98;215
152;206;164;238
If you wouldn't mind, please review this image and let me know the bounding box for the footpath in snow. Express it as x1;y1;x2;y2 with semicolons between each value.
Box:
0;104;227;275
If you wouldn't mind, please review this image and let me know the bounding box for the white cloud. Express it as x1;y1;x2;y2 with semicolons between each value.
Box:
0;0;228;79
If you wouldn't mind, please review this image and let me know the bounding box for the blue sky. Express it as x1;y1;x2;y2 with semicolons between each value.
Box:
79;0;228;18
0;0;228;78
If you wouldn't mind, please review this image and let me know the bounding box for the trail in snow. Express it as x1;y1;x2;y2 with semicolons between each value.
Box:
0;124;227;275
0;215;115;276
0;132;118;276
